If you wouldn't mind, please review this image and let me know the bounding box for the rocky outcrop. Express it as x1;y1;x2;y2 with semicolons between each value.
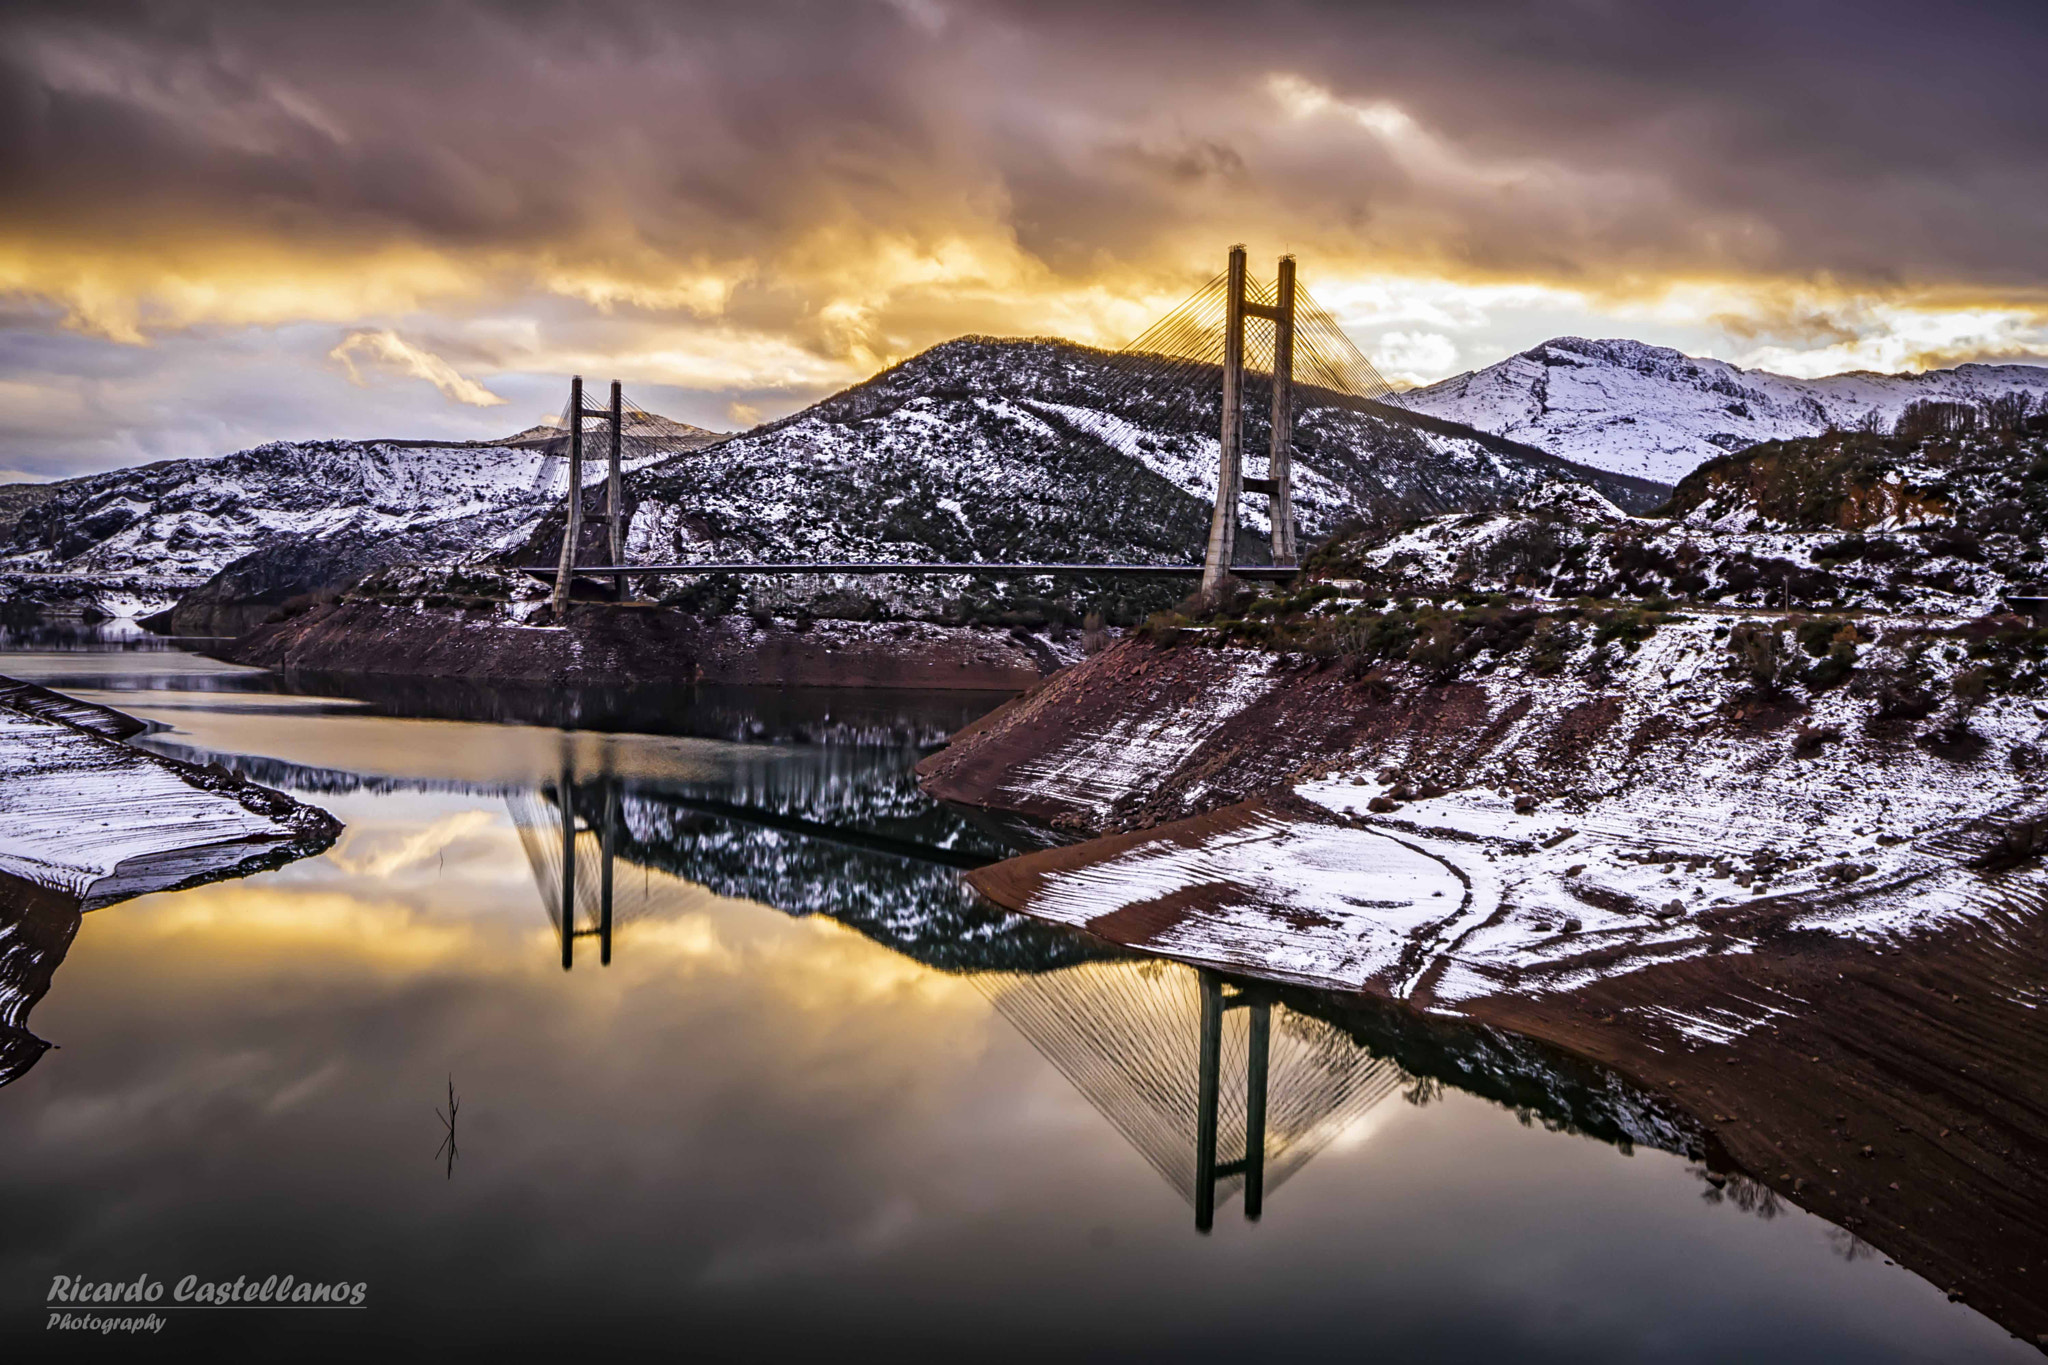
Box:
0;483;56;542
0;875;80;1089
168;529;466;637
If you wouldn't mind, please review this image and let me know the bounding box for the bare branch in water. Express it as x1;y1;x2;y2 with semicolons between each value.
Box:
434;1075;460;1179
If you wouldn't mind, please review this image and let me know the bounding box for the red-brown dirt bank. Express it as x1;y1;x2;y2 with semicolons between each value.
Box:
219;601;1068;690
923;633;2048;1349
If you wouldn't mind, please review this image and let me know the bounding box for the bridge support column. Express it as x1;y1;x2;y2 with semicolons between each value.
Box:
1200;246;1248;596
599;780;615;967
550;375;585;619
1243;997;1270;1220
558;768;576;971
1193;971;1273;1231
607;381;624;603
1267;256;1297;568
1194;970;1224;1232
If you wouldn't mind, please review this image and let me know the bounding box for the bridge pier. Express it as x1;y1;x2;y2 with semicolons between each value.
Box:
1266;255;1297;568
598;781;616;967
1201;247;1248;596
1194;969;1273;1232
558;765;576;970
606;381;625;603
549;375;585;620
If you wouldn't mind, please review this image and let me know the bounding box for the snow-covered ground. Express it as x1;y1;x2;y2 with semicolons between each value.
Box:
974;606;2047;1023
0;681;333;904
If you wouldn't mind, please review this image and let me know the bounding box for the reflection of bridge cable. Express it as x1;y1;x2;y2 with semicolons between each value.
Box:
977;960;1405;1225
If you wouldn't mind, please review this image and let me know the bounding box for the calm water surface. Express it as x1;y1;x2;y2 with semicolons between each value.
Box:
0;634;2032;1360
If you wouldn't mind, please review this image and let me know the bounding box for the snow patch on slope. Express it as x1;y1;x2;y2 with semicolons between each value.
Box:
1025;811;1468;987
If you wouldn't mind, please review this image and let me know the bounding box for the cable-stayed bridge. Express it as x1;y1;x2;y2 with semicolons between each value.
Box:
525;246;1413;611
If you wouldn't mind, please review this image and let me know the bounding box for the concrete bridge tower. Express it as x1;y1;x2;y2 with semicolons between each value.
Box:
1202;247;1298;594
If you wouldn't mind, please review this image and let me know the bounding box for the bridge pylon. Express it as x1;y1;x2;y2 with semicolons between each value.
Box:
549;374;628;618
1202;247;1299;594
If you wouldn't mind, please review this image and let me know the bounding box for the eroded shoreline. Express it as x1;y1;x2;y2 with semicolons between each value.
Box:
218;599;1079;691
0;673;340;910
928;629;2048;1347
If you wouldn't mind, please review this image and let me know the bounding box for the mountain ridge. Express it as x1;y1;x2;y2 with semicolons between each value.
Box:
0;333;1664;627
1404;335;2048;483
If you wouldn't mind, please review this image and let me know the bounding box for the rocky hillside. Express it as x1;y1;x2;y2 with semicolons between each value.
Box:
1404;336;2048;483
1314;421;2048;617
624;337;1662;563
0;438;687;624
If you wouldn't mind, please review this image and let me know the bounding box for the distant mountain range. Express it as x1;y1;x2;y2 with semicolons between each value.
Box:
492;412;727;450
1404;337;2048;484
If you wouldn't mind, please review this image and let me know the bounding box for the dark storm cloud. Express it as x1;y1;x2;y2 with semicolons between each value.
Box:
964;0;2048;284
1;0;2044;478
2;0;2043;296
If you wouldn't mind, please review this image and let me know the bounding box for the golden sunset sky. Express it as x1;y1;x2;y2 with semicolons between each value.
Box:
2;0;2044;479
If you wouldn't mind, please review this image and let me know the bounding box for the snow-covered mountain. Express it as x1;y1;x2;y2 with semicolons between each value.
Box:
0;440;679;582
492;412;726;449
0;438;689;623
1404;337;2048;484
614;337;1661;571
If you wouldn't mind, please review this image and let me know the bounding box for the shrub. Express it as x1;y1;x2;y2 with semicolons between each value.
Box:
1728;622;1798;694
1851;660;1939;719
1525;618;1580;676
1139;611;1188;645
663;574;743;618
1803;623;1861;689
1953;665;1993;711
1407;616;1464;677
1591;606;1663;650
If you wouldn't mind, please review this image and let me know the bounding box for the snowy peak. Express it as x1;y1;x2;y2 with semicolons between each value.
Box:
1404;337;2048;484
492;412;728;448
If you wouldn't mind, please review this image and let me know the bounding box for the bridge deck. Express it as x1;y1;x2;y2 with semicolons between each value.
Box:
522;562;1298;581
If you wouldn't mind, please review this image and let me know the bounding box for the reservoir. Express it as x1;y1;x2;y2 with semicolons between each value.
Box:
0;630;2033;1361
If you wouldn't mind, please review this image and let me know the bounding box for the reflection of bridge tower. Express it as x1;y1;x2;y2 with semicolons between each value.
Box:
510;765;620;970
981;959;1404;1231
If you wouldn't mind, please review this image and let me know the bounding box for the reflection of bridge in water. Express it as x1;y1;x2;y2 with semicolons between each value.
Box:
8;733;1710;1245
506;755;1013;971
981;960;1404;1231
507;753;1403;1225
